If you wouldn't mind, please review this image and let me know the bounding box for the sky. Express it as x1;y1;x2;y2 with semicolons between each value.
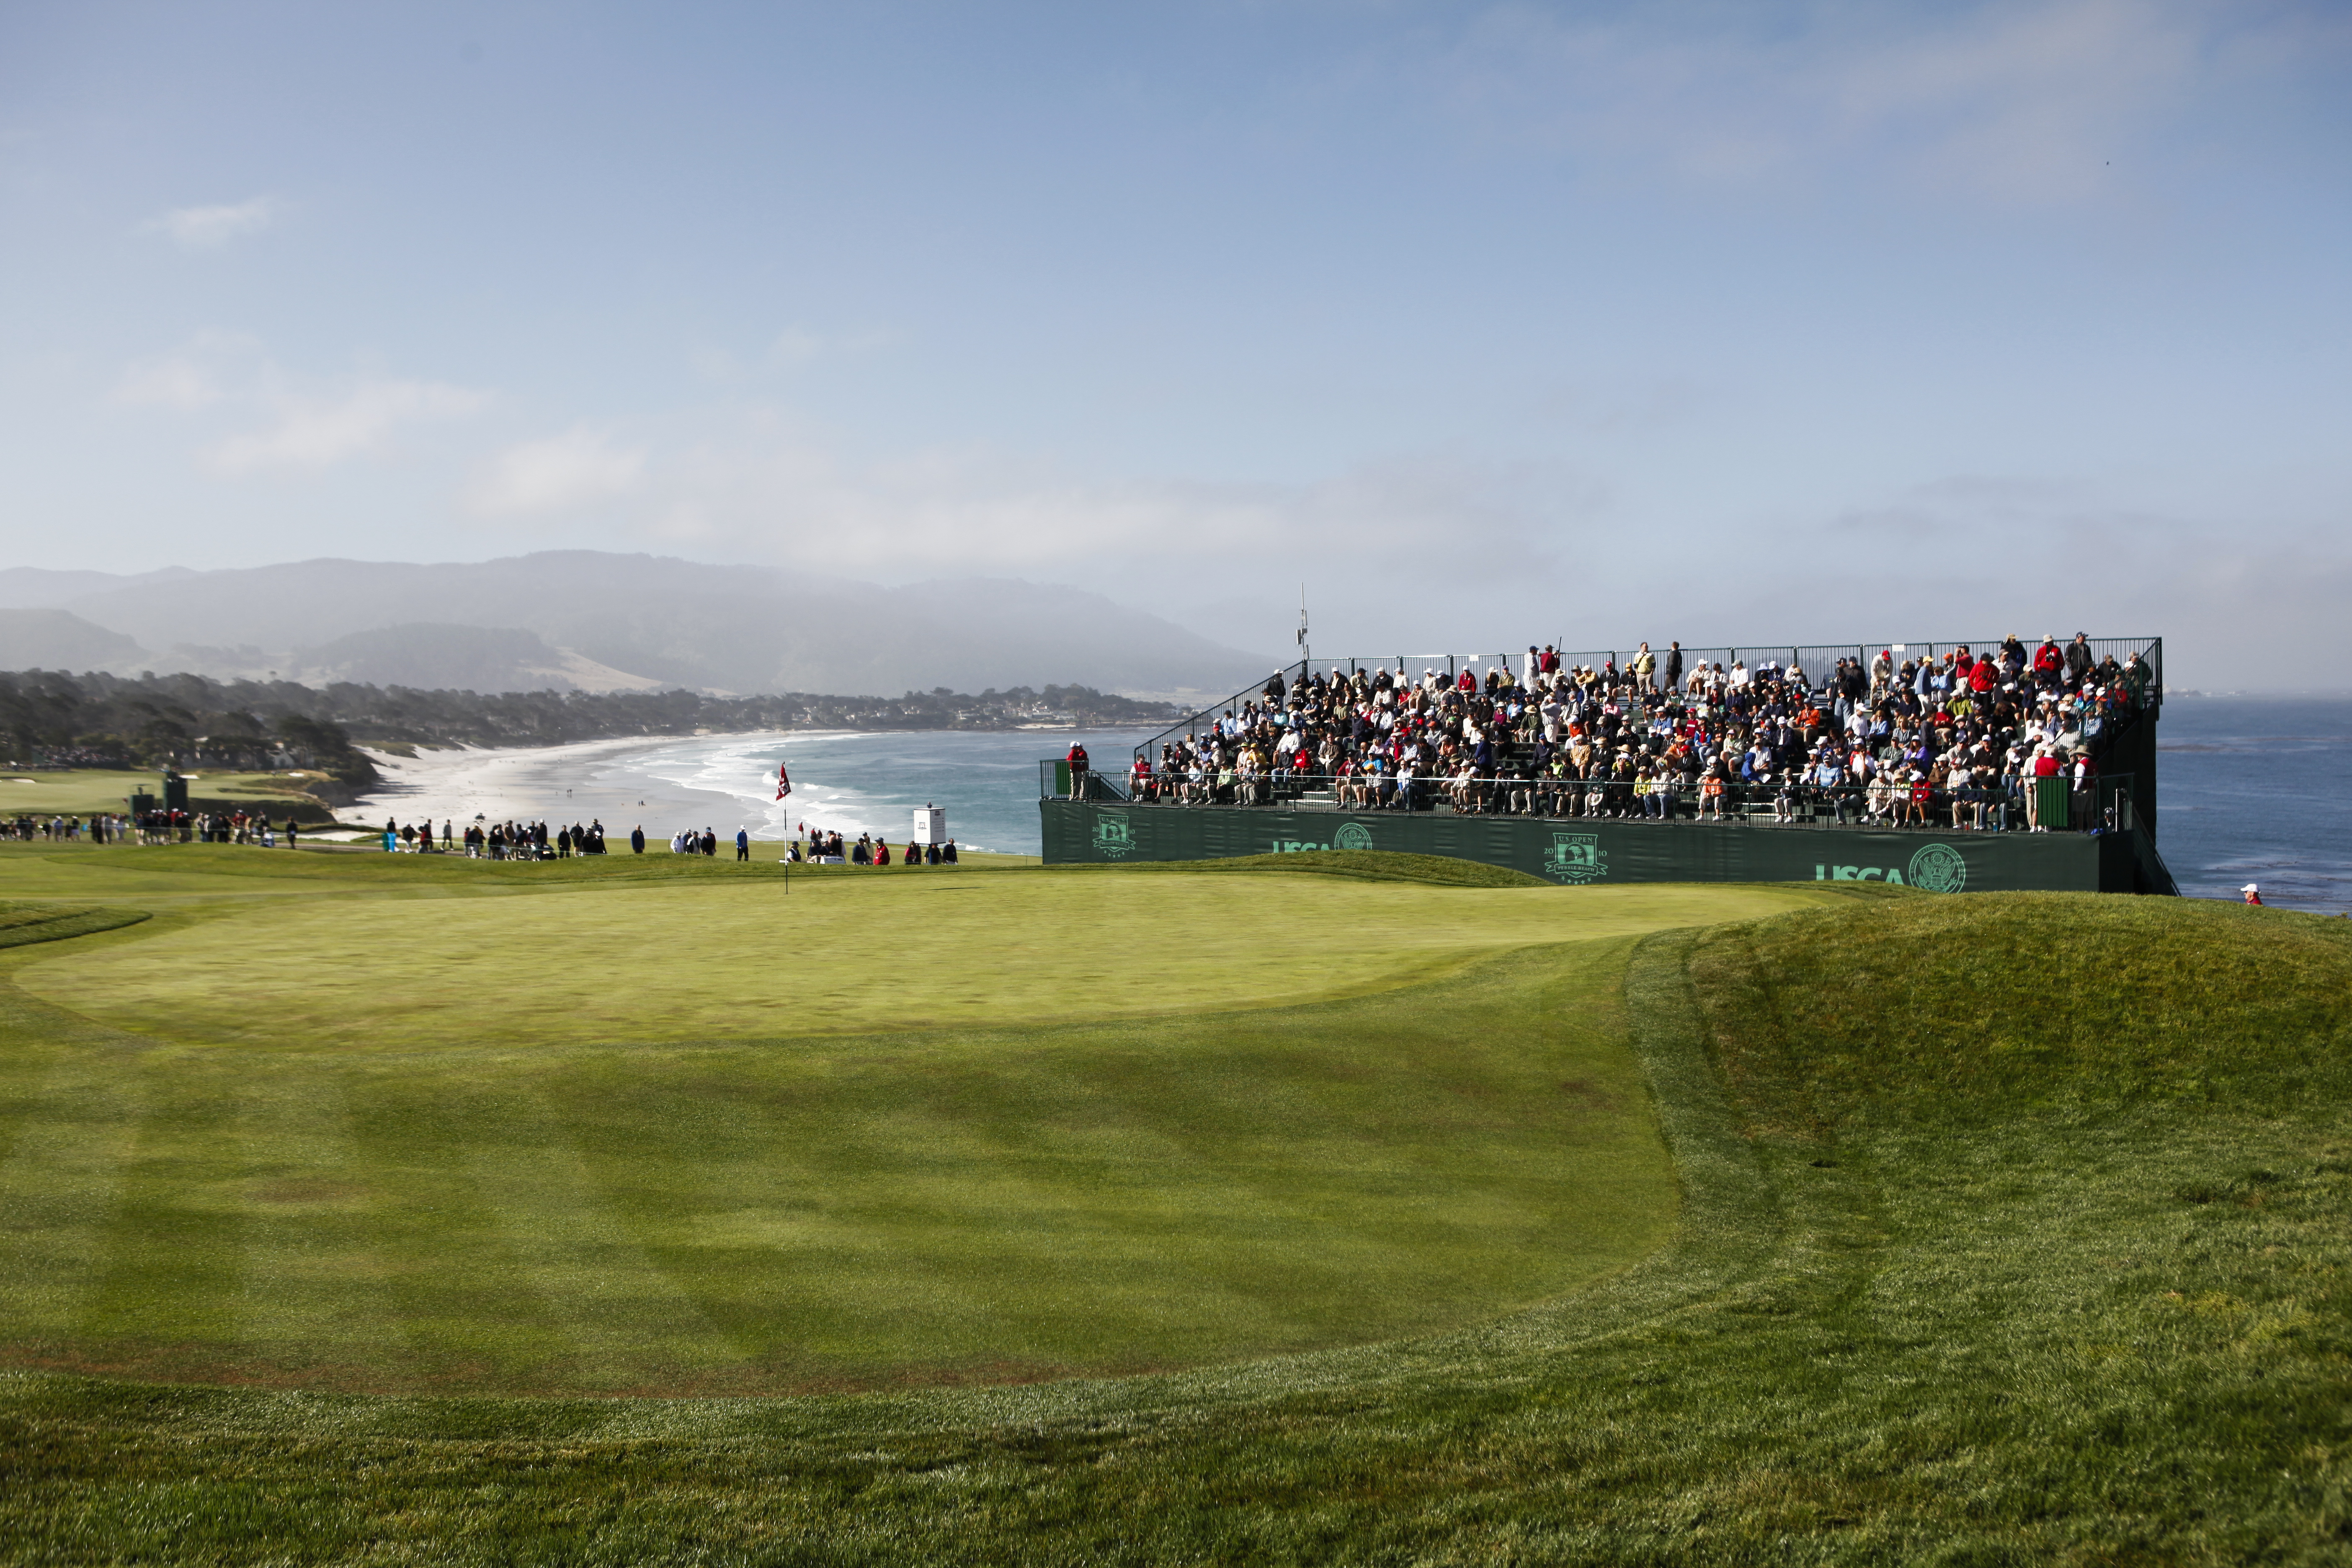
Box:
3;0;2349;686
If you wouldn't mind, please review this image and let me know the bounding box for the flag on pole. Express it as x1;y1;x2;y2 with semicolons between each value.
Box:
774;762;793;802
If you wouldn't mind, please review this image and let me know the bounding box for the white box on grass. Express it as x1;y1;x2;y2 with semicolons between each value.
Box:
913;806;946;844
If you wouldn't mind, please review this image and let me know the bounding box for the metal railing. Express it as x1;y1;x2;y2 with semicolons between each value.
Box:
1039;759;1131;803
1045;764;2143;836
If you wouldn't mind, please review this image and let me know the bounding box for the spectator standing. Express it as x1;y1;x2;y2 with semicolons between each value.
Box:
2065;634;2094;687
2033;637;2066;689
735;826;749;861
631;825;645;854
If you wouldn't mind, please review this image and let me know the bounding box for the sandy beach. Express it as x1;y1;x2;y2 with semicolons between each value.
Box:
353;727;1161;856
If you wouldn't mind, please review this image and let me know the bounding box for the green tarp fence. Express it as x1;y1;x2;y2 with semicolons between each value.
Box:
1042;800;2138;893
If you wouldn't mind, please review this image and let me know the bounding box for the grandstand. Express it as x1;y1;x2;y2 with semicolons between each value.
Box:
1040;634;2174;894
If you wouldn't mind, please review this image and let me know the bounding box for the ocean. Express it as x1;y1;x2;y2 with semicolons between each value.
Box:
2155;696;2352;913
357;697;2352;911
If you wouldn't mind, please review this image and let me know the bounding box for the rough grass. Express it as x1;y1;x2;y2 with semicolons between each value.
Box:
0;902;150;950
0;852;2345;1564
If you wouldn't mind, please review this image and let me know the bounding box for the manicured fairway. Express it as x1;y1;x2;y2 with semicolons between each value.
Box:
0;843;1827;1394
5;843;2345;1563
0;767;325;816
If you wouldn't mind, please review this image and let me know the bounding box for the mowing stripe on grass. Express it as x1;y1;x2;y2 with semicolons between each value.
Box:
459;1099;752;1390
74;1062;248;1367
230;1069;414;1386
0;1052;148;1354
457;1148;748;1387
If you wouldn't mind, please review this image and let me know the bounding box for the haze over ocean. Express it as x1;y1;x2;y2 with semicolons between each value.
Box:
358;698;2349;911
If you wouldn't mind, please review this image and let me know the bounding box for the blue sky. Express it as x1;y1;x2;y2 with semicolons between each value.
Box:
3;1;2348;683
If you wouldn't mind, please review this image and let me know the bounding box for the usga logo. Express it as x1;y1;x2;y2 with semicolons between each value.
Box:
1270;820;1377;855
1543;832;1609;885
1092;812;1135;859
1814;843;1968;892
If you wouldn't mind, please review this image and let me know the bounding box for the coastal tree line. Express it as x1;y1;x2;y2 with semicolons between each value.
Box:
0;669;1187;783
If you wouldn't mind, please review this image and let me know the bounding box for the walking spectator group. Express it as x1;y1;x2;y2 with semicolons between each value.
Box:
782;827;958;866
8;813;126;843
1114;634;2156;834
440;818;605;858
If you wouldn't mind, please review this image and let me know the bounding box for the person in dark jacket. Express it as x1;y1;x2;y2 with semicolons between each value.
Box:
631;824;645;854
2065;633;2094;687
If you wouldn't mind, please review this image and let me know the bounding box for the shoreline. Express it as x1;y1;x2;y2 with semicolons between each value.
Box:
348;727;1163;857
352;732;862;836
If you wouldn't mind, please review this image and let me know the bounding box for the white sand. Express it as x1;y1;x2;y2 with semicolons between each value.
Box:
353;737;753;836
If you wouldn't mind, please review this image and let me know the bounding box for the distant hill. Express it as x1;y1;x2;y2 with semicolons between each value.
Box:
0;566;194;609
39;552;1273;698
287;623;664;694
0;608;149;672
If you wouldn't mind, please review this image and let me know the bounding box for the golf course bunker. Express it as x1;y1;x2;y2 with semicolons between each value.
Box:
0;861;1833;1394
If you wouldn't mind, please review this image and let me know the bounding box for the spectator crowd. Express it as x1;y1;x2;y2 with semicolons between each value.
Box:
8;813;128;843
1109;634;2156;833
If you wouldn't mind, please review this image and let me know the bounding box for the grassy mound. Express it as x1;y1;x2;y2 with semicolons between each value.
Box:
0;902;149;950
1699;891;2352;1120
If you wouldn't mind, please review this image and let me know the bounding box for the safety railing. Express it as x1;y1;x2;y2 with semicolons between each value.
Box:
1049;766;2143;836
1038;758;1132;803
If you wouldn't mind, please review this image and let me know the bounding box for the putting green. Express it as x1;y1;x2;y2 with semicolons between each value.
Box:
18;871;1820;1050
0;844;1835;1394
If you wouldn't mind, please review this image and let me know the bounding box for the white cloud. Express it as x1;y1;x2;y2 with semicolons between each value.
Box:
465;426;647;516
145;196;279;250
111;330;267;411
1428;0;2309;203
769;328;825;368
115;355;224;410
613;412;1598;621
210;379;489;473
695;326;905;382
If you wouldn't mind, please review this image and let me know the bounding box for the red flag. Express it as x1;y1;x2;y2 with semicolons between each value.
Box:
774;762;792;802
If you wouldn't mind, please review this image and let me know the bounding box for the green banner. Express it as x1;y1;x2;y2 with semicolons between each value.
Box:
1041;801;2135;893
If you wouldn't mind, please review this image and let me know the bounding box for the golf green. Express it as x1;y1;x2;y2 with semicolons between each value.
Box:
0;844;1831;1395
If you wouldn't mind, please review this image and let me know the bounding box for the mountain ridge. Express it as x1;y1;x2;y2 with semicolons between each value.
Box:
4;552;1275;699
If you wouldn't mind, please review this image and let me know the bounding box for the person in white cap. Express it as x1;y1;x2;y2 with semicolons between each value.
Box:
2242;883;2263;907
